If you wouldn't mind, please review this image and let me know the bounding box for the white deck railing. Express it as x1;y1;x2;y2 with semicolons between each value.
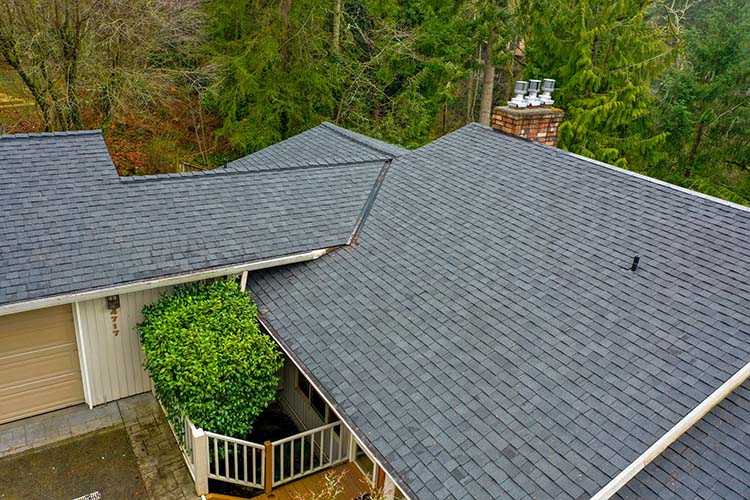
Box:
179;414;197;477
271;421;350;487
158;401;350;495
159;402;197;481
205;431;265;489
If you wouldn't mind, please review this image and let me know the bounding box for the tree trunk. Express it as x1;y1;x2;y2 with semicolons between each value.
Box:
478;31;496;126
332;0;341;55
688;120;705;166
466;68;477;123
279;0;292;66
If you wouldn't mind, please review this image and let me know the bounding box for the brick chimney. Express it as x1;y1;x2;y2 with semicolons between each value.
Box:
491;105;564;147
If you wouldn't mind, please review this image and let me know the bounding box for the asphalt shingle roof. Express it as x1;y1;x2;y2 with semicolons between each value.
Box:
0;129;390;306
223;122;407;172
616;381;750;500
248;123;750;499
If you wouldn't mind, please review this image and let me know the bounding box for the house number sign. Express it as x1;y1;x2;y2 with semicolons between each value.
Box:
110;307;120;336
106;295;121;336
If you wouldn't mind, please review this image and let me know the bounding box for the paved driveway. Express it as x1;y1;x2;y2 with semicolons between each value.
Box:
0;426;145;500
0;394;199;500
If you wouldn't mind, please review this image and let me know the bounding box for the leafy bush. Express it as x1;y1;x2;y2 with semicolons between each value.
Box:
138;279;283;438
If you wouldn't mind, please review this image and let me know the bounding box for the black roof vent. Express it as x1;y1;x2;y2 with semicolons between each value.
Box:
630;255;640;272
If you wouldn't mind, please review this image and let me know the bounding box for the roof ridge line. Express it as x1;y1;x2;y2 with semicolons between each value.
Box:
348;160;392;245
321;122;399;158
0;129;103;140
479;124;750;214
566;149;750;214
119;158;383;183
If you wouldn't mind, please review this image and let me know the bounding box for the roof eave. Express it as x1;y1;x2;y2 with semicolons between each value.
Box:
0;247;330;317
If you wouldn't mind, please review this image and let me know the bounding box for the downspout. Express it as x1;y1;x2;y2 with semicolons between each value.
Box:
591;359;750;500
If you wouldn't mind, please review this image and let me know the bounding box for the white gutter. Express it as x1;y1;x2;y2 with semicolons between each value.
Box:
591;359;750;500
258;317;413;500
0;248;329;317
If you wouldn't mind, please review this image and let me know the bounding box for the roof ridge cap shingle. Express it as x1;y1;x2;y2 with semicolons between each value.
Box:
120;158;384;183
0;129;102;140
348;160;392;244
320;121;401;158
467;123;750;215
567;149;750;214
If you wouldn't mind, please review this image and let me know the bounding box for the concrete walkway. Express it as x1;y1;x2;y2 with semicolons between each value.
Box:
0;393;200;500
0;400;120;458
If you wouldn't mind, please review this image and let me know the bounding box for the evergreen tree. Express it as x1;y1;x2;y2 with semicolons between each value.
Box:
204;0;337;153
524;0;676;168
331;0;470;147
469;0;513;126
653;0;750;203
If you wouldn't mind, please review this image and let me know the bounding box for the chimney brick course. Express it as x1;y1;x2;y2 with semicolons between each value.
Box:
491;105;564;147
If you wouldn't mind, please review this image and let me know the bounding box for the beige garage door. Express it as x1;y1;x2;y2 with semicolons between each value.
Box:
0;305;85;424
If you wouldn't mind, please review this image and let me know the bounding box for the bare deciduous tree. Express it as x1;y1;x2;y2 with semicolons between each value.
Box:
0;0;204;131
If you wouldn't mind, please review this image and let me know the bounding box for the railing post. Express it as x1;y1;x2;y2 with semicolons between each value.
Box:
193;428;209;496
264;440;273;494
347;431;355;462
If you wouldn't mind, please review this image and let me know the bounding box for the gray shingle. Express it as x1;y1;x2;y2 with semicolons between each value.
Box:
223;122;406;172
248;123;750;499
0;130;392;306
616;382;750;500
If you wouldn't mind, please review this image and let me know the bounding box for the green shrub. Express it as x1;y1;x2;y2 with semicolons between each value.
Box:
138;279;283;438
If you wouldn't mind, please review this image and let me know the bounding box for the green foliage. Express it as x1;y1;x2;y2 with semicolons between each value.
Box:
8;0;748;204
524;0;675;168
138;279;283;438
334;1;473;147
653;0;750;204
203;0;337;153
202;0;477;151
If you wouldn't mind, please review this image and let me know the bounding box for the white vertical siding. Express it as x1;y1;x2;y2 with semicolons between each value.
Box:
279;356;326;431
75;286;171;406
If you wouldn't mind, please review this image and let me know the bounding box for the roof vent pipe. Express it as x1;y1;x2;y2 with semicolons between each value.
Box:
630;255;640;272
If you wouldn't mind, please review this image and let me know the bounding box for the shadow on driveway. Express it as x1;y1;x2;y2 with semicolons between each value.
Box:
0;425;146;500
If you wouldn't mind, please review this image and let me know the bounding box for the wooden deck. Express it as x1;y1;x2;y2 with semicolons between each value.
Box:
206;462;368;500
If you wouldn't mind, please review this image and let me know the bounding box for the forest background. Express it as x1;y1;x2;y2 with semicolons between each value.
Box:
0;0;747;204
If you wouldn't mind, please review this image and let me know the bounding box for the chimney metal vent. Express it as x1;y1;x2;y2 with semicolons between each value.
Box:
540;79;556;105
526;80;542;106
509;78;556;108
509;81;529;108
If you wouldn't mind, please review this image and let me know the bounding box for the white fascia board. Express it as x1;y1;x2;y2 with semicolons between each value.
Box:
0;248;328;317
591;359;750;500
259;317;413;500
